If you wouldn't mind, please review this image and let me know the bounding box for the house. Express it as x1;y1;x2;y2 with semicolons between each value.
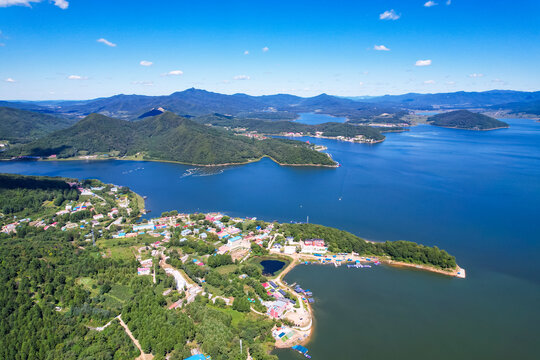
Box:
199;233;207;240
181;229;192;236
301;239;328;254
217;231;229;240
138;267;151;275
93;214;104;220
133;223;156;232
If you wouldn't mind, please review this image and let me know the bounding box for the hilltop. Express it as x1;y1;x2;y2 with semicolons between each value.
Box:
2;112;336;167
0;106;75;144
427;110;509;130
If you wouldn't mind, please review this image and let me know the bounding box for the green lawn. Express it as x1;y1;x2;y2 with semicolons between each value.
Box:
216;264;237;275
210;306;246;328
76;277;99;296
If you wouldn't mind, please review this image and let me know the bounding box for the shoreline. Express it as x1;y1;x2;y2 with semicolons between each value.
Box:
429;124;509;131
269;252;465;351
3;153;338;168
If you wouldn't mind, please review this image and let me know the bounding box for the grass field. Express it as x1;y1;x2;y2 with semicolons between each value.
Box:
216;264;237;275
210;306;246;328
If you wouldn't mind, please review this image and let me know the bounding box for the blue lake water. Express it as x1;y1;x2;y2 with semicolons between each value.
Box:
296;112;347;125
1;119;539;359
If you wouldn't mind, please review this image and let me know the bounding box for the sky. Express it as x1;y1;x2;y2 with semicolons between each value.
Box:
0;0;539;100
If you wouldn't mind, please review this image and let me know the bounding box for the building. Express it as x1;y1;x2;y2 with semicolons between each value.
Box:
301;239;328;254
138;267;151;276
284;245;296;255
133;222;156;232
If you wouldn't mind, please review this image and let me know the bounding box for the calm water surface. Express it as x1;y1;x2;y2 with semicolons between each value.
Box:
296;112;347;125
1;119;539;359
260;260;286;276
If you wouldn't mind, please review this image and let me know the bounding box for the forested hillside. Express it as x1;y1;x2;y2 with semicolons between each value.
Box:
195;114;386;141
280;223;457;269
427;110;509;130
0;106;74;143
2;112;336;166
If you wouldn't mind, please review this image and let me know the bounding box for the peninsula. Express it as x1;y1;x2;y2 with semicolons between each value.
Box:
0;112;336;167
0;173;464;360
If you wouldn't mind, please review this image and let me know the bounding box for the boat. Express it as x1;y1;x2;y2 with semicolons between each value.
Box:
292;345;310;358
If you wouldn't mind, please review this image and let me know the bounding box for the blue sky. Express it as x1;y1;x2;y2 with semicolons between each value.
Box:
0;0;539;100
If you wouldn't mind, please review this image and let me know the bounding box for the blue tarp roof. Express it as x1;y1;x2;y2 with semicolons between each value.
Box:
292;345;308;353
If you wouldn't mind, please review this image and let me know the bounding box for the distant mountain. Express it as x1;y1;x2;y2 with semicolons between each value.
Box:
3;112;336;166
363;90;540;109
490;99;540;116
138;107;165;119
427;110;509;130
0;88;400;122
0;106;75;143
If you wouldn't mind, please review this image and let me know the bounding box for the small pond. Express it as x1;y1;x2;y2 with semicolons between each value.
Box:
260;260;286;276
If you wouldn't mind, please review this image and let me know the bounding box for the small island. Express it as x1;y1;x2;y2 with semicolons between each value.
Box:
0;173;465;360
427;110;509;130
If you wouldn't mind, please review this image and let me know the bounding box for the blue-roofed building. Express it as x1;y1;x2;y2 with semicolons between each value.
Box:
184;354;211;360
228;236;242;243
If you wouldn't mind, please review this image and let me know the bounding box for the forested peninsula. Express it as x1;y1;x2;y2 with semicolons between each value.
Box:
1;112;336;167
0;173;462;360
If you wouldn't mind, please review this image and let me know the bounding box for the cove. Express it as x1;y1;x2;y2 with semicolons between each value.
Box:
1;118;539;359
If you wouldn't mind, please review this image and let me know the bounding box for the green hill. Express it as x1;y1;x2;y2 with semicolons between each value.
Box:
427;110;509;130
3;112;336;166
0;106;75;143
195;114;386;141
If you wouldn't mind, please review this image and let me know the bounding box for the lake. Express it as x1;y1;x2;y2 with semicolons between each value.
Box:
1;119;539;359
296;112;347;125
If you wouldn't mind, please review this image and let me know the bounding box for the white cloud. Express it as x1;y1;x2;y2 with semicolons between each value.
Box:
0;0;40;7
244;50;249;55
4;77;15;83
374;45;390;51
446;81;456;85
234;75;250;80
424;79;436;84
139;60;153;67
53;0;68;9
0;0;68;9
379;9;400;20
67;75;87;80
262;46;269;52
415;59;432;66
163;70;183;76
97;38;116;47
424;1;438;7
469;73;484;78
131;81;154;86
446;0;452;5
0;43;5;47
358;82;364;86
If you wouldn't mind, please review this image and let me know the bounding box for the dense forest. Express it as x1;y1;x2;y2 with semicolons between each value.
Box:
0;106;74;144
1;112;336;166
195;114;387;141
0;174;279;360
427;110;509;130
280;223;457;269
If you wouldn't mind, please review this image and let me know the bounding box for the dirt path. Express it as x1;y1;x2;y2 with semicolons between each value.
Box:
117;315;154;360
